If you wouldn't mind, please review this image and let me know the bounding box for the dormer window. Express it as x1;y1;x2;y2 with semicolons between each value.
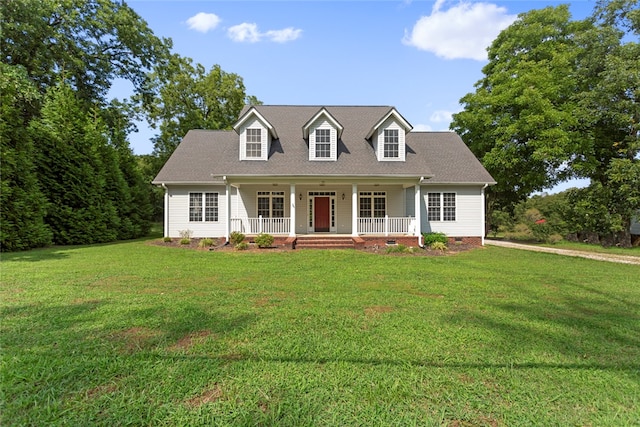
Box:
315;129;331;158
246;128;262;158
383;129;399;158
303;108;344;162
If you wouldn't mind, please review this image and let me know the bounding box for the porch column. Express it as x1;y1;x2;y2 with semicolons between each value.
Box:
414;183;421;237
163;184;169;237
225;182;231;242
351;183;358;237
289;183;296;237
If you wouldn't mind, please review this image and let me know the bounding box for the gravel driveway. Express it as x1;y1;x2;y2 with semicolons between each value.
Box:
485;239;640;265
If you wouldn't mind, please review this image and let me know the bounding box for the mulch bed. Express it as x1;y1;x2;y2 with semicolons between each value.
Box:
149;238;478;256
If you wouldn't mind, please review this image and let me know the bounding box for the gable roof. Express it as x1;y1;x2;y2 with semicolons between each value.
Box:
364;107;413;140
233;106;278;139
302;107;344;139
153;105;496;185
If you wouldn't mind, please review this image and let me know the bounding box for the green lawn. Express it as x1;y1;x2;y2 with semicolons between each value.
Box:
2;239;639;426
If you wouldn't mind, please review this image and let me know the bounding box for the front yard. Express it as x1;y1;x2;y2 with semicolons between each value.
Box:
1;240;638;426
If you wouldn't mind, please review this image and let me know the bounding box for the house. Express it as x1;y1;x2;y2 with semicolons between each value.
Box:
152;105;496;248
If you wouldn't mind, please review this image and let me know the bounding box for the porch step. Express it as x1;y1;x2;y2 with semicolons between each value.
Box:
295;236;355;250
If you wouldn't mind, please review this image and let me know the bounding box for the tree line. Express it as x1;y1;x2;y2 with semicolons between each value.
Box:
1;0;257;251
452;0;639;247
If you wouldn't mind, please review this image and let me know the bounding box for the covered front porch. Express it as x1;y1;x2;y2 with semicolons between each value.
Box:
224;179;424;239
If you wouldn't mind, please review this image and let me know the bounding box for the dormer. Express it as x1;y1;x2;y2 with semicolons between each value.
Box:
233;107;278;161
366;108;413;162
303;108;344;161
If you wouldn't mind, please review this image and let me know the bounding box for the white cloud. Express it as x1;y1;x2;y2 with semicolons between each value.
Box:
403;1;517;61
228;23;262;43
228;23;302;43
265;27;303;43
186;12;221;33
430;110;454;123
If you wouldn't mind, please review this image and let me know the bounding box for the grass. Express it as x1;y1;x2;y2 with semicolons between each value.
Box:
1;238;639;426
536;240;640;257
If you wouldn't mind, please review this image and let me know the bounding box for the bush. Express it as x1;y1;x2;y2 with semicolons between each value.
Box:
547;234;563;244
254;233;274;248
430;241;448;252
504;223;534;241
178;229;193;239
385;244;413;254
235;242;249;251
180;238;191;245
198;238;216;248
163;237;172;243
229;231;245;246
423;232;448;246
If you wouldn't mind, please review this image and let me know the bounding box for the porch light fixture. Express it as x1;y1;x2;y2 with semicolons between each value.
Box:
299;193;302;201
342;193;345;200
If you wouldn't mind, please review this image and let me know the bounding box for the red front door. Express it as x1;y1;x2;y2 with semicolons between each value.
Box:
314;197;330;232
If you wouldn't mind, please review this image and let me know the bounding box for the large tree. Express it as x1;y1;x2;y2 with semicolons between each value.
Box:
144;55;260;165
451;1;639;246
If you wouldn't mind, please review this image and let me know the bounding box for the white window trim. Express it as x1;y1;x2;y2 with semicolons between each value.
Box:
358;191;387;218
257;191;286;218
309;126;337;161
189;192;219;222
427;192;457;222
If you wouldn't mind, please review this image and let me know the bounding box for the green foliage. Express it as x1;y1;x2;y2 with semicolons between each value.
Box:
145;55;259;163
0;64;52;251
229;231;245;246
385;244;413;254
198;238;216;248
234;242;249;251
179;238;191;245
422;232;448;246
429;241;448;252
163;237;172;243
254;233;275;248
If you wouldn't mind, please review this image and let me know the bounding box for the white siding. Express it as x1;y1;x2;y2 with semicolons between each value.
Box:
420;185;484;237
239;118;270;161
166;185;227;238
375;118;406;162
309;119;337;161
631;216;640;235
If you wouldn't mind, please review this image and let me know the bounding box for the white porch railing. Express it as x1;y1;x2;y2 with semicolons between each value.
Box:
357;216;415;236
230;217;290;234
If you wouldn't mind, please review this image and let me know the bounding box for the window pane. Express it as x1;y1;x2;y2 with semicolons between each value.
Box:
272;197;284;218
428;193;441;221
443;193;456;221
189;193;202;222
384;129;399;158
359;197;371;218
257;197;270;217
205;193;218;222
315;129;331;158
373;196;386;218
246;128;261;157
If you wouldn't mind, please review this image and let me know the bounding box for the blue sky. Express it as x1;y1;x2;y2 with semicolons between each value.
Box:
116;0;594;191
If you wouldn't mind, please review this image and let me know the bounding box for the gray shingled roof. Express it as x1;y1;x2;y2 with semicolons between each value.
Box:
152;105;496;184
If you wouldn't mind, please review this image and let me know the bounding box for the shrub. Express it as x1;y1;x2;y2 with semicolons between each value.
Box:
178;229;193;239
180;238;191;245
504;223;534;241
229;231;245;246
385;244;413;254
423;232;448;246
198;238;216;248
163;237;172;243
547;234;563;244
430;241;448;252
235;242;249;251
254;233;274;248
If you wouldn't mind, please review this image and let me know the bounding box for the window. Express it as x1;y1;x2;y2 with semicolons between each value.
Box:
427;192;456;221
383;129;399;158
190;192;218;222
246;128;262;158
257;191;285;218
315;129;331;158
359;192;386;218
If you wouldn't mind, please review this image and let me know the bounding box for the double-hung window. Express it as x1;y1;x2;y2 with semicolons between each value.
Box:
257;191;285;218
427;192;456;221
189;192;218;222
315;129;331;158
246;128;262;158
359;192;386;218
383;129;399;158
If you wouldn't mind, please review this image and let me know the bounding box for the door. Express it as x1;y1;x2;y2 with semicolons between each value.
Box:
314;197;330;232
